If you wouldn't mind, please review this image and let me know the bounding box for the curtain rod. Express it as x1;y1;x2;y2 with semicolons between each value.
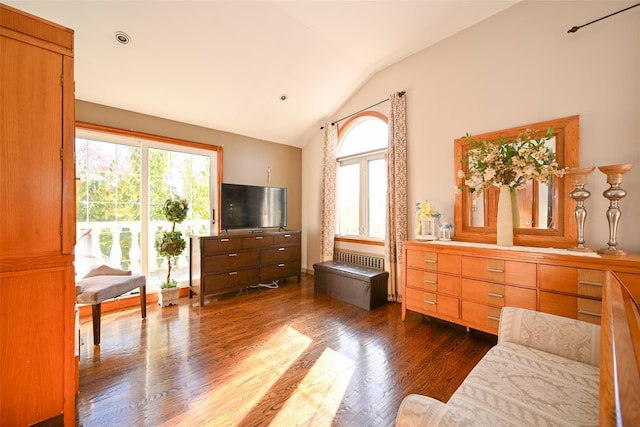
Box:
320;90;405;130
568;2;640;33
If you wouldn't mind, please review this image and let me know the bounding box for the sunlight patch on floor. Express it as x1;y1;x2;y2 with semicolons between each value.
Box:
169;325;311;426
269;347;356;426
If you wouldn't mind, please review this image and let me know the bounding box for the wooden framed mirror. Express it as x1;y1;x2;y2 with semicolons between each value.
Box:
453;115;579;247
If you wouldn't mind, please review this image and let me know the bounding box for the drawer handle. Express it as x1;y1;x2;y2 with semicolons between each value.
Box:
221;238;230;242
487;315;501;321
578;280;603;287
229;271;238;276
424;279;437;284
278;263;285;267
423;259;436;264
487;268;504;273
284;234;291;238
278;247;285;251
487;292;504;298
423;300;436;305
578;310;602;317
228;253;237;257
255;236;263;240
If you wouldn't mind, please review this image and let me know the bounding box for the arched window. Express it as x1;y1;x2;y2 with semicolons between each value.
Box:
336;112;388;239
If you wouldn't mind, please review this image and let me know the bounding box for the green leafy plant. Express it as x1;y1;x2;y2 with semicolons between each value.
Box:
155;196;189;288
457;127;565;194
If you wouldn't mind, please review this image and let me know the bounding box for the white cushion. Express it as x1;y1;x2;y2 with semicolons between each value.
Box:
447;342;599;426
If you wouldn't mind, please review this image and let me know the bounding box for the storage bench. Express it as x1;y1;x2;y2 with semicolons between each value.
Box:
313;261;389;310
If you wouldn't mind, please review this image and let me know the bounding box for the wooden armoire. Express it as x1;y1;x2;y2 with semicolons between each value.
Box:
0;4;76;425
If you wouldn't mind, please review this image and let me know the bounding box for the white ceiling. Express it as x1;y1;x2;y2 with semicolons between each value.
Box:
7;1;517;147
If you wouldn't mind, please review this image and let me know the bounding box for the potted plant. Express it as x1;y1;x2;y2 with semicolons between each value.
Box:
457;127;565;246
155;196;189;307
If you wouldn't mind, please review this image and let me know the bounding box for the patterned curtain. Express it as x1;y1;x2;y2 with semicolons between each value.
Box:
320;122;339;262
385;92;408;302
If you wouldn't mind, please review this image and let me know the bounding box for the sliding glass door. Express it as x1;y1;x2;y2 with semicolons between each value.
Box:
75;128;217;289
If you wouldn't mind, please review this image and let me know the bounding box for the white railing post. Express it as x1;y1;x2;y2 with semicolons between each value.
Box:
110;227;122;268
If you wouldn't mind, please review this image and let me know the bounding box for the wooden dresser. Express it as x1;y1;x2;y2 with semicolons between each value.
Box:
402;240;640;335
190;231;301;306
0;4;76;426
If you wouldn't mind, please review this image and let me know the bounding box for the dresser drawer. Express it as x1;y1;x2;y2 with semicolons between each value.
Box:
539;291;601;325
243;235;274;248
461;300;502;331
406;249;460;274
539;265;603;298
461;256;536;288
203;237;243;253
260;260;300;282
261;246;300;264
405;287;459;319
461;278;536;310
273;232;301;246
406;268;460;296
203;250;258;274
406;249;437;271
203;269;258;294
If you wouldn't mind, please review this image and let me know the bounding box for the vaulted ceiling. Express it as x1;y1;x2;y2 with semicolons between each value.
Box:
7;1;517;147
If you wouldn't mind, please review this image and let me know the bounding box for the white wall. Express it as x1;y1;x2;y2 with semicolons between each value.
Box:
302;1;640;270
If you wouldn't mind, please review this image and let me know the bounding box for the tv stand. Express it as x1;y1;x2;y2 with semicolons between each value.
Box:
189;230;301;306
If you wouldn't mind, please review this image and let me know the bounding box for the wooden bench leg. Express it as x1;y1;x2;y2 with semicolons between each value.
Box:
140;285;147;319
92;303;101;346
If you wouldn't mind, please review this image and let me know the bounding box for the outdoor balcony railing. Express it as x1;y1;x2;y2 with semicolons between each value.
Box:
76;220;210;289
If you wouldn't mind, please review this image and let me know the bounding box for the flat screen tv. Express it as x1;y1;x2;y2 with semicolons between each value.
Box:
220;183;287;231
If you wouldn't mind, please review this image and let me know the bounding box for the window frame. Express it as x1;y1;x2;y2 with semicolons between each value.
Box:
75;121;223;290
335;111;388;245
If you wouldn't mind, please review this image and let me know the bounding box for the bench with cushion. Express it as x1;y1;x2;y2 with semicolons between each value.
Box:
76;265;146;345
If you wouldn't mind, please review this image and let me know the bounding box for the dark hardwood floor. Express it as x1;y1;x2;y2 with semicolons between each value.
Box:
76;273;496;426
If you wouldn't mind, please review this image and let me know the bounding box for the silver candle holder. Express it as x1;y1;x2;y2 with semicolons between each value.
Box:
597;163;633;256
566;166;595;252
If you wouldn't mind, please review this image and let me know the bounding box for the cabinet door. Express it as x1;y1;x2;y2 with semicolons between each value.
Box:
1;37;64;256
0;266;74;425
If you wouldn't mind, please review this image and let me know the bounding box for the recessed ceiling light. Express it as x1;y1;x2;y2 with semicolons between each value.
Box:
114;31;131;44
280;94;288;101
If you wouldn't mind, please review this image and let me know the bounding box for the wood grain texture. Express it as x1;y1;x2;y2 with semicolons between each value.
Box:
1;35;63;257
1;268;66;425
77;274;495;426
600;272;640;427
1;5;76;425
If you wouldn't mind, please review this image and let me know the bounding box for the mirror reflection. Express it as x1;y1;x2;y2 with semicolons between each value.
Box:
453;116;580;248
465;137;558;230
